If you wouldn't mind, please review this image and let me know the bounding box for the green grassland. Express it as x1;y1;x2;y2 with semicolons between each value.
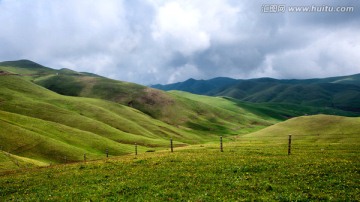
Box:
0;75;270;169
241;115;360;142
32;71;274;133
0;60;359;200
0;60;275;134
0;76;200;166
0;115;359;201
0;60;282;170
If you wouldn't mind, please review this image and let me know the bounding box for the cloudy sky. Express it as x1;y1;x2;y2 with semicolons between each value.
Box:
0;0;359;84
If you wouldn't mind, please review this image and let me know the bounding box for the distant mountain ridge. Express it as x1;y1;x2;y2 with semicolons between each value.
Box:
152;77;238;95
152;74;360;112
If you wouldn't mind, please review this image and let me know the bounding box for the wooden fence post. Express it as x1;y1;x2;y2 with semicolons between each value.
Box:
288;135;292;155
135;143;138;155
64;156;67;163
220;136;223;152
170;138;173;152
84;153;86;162
106;148;109;158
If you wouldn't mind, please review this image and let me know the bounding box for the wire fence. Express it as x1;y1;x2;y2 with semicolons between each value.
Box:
1;134;359;167
227;134;360;156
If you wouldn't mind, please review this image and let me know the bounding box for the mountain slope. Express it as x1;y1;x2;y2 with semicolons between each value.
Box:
152;77;238;95
169;91;357;120
152;75;360;113
1;75;211;166
0;60;278;135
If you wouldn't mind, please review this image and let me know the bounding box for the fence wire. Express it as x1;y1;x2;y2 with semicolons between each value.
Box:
1;133;359;166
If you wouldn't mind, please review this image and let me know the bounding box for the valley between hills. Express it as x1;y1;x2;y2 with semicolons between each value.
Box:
0;60;359;200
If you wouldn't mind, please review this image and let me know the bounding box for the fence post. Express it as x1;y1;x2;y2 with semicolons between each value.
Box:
288;135;292;155
220;136;223;152
135;143;138;155
106;148;109;158
64;156;67;163
84;153;86;162
170;138;173;152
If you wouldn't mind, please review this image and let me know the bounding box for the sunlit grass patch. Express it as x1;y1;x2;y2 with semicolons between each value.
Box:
1;139;359;201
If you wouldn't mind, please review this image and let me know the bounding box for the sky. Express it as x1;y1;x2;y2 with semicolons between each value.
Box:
0;0;359;85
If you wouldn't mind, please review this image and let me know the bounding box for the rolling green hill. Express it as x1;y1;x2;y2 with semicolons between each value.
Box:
0;60;271;132
0;114;358;201
170;91;359;120
0;60;285;170
241;114;360;143
0;75;208;166
152;75;360;113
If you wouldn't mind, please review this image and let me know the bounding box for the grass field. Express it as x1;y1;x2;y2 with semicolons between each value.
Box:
0;76;208;167
0;61;359;200
0;69;274;169
1;115;359;201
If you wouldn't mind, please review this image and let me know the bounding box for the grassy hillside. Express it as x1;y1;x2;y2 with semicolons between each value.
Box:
241;114;360;143
170;91;358;121
0;151;48;171
1;75;221;169
34;74;251;134
0;60;277;135
152;75;360;113
0;60;285;171
1;115;358;201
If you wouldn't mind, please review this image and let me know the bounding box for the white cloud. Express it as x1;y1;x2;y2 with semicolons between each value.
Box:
0;0;359;84
258;28;360;79
151;0;243;56
151;1;210;55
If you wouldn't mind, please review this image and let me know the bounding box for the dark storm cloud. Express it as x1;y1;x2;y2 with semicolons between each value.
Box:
193;44;265;76
0;0;359;84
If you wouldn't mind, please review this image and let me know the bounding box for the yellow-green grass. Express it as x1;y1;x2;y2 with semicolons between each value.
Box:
0;151;47;171
1;60;276;135
241;115;360;143
34;74;272;135
168;91;277;136
0;76;218;170
0;76;198;142
1;59;278;137
0;110;136;163
170;90;279;123
0;120;358;201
